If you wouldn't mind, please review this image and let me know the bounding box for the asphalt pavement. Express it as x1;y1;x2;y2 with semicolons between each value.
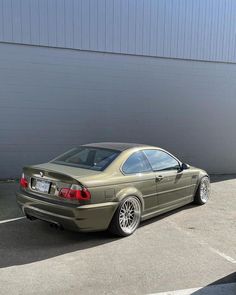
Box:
0;176;235;295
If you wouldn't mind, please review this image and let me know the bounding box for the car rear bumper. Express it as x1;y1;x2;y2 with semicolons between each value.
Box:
16;190;118;232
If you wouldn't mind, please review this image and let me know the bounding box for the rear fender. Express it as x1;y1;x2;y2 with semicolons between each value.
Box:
115;187;144;211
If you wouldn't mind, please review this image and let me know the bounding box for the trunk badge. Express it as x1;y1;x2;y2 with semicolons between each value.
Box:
40;172;44;177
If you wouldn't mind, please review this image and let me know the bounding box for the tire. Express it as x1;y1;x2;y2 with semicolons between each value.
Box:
109;196;141;237
194;176;210;205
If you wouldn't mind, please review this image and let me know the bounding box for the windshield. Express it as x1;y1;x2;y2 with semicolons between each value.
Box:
51;147;120;171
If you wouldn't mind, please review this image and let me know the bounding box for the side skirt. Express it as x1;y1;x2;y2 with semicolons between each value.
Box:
141;195;194;221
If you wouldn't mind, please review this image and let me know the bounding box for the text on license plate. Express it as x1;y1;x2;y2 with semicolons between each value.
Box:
35;179;51;193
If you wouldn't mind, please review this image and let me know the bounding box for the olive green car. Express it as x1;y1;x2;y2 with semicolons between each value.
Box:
16;142;210;236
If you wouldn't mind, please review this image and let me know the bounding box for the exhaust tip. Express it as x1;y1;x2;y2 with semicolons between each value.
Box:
49;222;64;230
26;214;36;221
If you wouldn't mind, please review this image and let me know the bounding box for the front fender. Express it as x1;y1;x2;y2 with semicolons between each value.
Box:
199;169;210;181
194;169;210;194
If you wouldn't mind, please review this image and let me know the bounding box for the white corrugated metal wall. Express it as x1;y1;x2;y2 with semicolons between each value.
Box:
0;0;236;62
0;0;236;178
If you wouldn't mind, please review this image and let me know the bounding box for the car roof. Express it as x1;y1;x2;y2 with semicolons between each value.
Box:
82;142;149;151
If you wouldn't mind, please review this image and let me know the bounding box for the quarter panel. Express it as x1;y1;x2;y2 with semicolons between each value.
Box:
113;172;157;214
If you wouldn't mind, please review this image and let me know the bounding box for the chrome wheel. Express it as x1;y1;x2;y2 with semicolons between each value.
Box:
200;178;210;203
119;197;141;235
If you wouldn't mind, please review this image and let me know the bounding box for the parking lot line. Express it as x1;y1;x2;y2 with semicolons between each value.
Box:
167;220;236;264
149;282;236;295
0;216;25;224
208;247;236;264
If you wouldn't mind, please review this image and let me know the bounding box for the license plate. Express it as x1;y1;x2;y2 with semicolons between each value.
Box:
35;179;51;193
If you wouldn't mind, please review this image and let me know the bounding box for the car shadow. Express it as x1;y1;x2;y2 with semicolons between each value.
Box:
140;203;196;228
0;202;197;269
0;218;118;268
191;272;236;294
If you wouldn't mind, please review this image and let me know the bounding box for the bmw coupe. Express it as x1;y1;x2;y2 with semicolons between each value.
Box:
16;142;210;236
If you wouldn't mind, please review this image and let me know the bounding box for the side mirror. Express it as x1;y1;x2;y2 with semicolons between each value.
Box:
180;163;189;171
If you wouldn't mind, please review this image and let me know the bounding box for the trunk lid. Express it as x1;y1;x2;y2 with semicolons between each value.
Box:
32;162;100;178
22;162;101;204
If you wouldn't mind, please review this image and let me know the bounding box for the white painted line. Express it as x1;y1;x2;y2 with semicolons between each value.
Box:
149;283;236;295
167;220;236;264
0;216;25;224
208;247;236;264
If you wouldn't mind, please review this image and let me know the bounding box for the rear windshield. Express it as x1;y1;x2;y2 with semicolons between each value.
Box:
51;147;120;171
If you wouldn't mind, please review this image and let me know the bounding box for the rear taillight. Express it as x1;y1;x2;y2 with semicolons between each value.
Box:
20;173;28;188
59;185;91;201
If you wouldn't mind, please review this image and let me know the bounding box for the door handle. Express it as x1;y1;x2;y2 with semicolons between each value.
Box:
155;175;163;182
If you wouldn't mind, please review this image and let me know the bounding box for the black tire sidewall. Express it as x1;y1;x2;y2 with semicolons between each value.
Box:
109;196;141;237
195;176;210;205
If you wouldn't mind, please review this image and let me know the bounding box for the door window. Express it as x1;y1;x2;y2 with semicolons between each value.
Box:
144;149;180;171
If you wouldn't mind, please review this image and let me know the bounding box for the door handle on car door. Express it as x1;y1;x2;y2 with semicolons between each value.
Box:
155;175;163;182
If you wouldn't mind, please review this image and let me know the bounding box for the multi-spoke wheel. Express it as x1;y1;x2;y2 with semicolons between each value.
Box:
194;176;210;205
109;196;141;236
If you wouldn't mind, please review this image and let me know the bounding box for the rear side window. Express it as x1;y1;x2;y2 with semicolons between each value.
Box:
144;149;180;171
122;151;152;174
52;147;120;171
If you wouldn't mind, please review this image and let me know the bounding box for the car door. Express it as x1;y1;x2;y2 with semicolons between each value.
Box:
143;149;193;209
121;151;158;214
